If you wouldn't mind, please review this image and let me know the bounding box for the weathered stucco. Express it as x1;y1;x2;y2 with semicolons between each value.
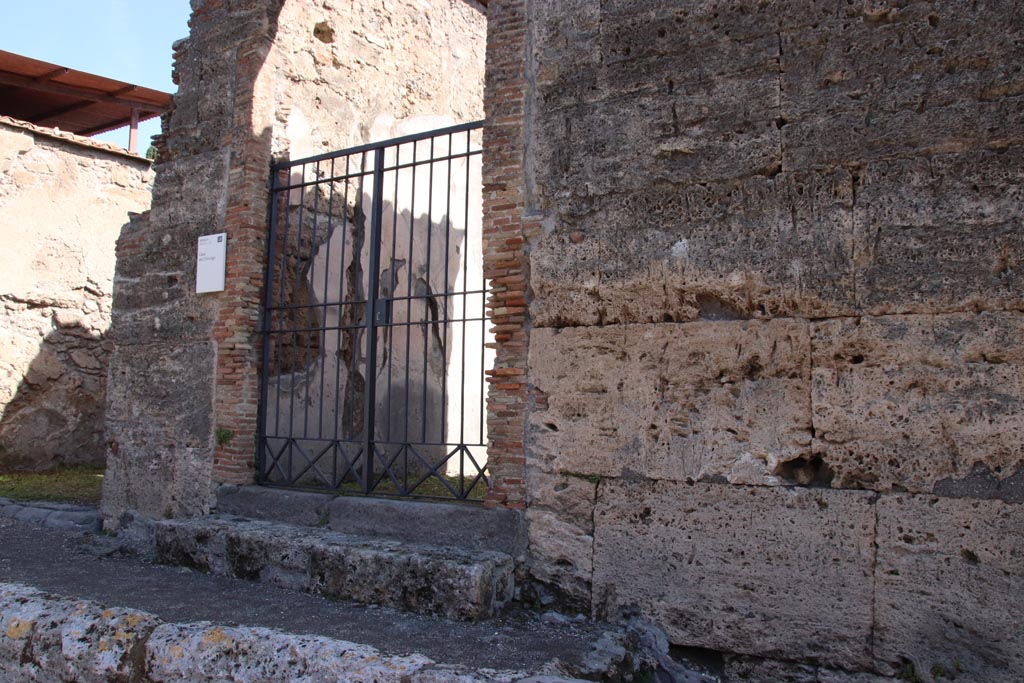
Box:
103;0;486;524
509;1;1024;681
0;118;153;472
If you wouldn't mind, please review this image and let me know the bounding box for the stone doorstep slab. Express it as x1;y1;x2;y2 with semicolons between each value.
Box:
154;515;516;621
0;583;593;683
215;484;527;556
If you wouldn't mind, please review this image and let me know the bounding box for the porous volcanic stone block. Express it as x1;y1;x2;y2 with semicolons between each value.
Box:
216;484;330;527
528;321;813;485
524;469;599;606
723;655;893;683
811;313;1024;494
0;584;160;683
103;340;216;525
105;341;215;448
525;508;594;609
852;149;1024;314
526;468;598;533
155;516;515;620
529;168;857;327
592;480;875;669
780;5;1024;170
145;622;431;683
873;495;1024;682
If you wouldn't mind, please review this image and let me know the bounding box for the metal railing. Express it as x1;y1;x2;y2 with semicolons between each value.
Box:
258;121;491;501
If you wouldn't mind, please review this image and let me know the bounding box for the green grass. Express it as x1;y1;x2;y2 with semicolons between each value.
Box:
0;466;104;505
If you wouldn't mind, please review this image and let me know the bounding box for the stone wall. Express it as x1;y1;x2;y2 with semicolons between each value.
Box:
483;1;1024;681
0;117;153;472
103;0;486;524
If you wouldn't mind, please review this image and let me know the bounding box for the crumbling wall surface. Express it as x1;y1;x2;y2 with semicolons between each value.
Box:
0;118;153;472
103;0;485;524
509;1;1024;681
261;0;485;161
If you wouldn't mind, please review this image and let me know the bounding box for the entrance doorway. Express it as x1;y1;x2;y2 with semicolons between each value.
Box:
258;122;492;501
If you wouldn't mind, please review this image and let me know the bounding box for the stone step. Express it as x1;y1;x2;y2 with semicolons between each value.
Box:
214;484;526;557
154;515;515;621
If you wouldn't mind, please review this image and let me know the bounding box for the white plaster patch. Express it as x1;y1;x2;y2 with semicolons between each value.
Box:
671;239;690;259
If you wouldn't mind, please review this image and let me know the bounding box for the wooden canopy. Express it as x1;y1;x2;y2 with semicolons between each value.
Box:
0;50;171;153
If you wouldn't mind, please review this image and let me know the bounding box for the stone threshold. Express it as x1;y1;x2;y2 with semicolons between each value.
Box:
215;484;527;556
155;514;516;621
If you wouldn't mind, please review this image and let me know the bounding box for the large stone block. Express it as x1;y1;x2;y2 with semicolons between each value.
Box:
873;495;1024;682
592;480;876;669
145;622;432;683
528;321;814;486
525;507;594;609
723;655;892;683
105;341;215;448
0;584;160;683
530;168;856;326
781;6;1024;122
524;469;598;606
102;443;215;525
811;313;1024;494
535;69;781;200
852;150;1024;314
155;516;516;621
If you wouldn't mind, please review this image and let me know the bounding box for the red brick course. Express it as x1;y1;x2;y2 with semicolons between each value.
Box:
207;25;276;485
481;0;533;509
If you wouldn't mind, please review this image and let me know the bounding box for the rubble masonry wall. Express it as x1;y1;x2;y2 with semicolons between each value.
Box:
102;0;485;522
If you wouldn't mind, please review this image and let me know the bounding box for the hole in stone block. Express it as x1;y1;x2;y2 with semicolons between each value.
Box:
313;21;335;43
773;455;834;487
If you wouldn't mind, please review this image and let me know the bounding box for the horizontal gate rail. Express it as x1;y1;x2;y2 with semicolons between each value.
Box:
258;121;491;502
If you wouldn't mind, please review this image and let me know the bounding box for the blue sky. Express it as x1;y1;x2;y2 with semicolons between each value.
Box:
0;1;192;149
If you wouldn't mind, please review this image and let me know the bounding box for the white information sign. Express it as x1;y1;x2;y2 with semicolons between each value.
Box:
196;233;227;293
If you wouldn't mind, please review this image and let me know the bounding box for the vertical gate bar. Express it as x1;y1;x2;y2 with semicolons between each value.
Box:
386;143;402;443
318;159;333;443
258;166;283;483
303;160;321;443
349;152;369;487
403;141;418;445
459;132;472;447
278;167;297;482
333;154;351;456
363;146;386;493
421;136;435;445
441;134;453;464
287;162;309;482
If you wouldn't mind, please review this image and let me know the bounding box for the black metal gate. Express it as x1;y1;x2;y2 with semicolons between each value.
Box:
258;121;490;501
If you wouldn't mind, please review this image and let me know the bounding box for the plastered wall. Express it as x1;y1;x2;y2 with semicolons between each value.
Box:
0;118;153;472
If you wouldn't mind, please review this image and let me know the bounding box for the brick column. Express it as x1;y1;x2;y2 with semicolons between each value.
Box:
209;19;279;485
482;0;535;509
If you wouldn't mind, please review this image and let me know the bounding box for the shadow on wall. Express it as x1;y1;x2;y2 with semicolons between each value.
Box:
262;139;492;488
0;320;111;473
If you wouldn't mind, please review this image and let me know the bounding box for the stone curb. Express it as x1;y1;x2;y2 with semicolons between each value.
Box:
0;582;591;683
0;498;102;534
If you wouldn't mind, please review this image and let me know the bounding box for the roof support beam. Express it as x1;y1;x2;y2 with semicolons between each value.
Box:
34;99;97;125
0;69;164;110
